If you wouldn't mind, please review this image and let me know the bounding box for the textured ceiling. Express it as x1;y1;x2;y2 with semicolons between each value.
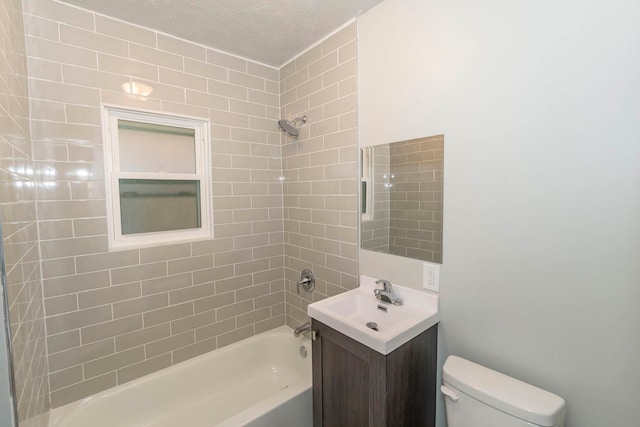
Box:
57;0;384;67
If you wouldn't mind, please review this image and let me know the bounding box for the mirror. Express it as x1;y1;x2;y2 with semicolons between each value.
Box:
360;135;444;263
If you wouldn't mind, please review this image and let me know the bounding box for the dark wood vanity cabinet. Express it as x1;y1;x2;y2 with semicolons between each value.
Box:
311;319;438;427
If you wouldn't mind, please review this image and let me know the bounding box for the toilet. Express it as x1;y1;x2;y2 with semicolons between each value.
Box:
441;356;566;427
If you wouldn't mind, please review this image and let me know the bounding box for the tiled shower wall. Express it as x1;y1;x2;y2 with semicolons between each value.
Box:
389;135;443;262
24;0;286;407
360;144;390;253
0;0;50;425
279;23;359;326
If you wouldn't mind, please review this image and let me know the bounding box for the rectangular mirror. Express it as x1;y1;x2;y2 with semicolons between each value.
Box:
360;134;444;263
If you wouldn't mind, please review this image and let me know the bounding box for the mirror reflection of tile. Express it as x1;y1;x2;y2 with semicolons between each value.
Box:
361;134;443;263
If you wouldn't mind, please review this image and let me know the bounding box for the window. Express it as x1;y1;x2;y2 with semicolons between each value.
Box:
361;147;373;221
102;106;212;250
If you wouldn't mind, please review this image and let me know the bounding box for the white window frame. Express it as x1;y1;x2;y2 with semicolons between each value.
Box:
102;105;213;250
361;146;373;222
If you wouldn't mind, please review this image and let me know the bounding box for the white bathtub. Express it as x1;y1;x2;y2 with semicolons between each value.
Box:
49;326;312;427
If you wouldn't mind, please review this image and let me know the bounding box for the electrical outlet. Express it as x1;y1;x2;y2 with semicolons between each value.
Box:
423;263;440;292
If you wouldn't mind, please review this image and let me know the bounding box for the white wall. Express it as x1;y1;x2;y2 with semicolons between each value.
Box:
358;0;640;426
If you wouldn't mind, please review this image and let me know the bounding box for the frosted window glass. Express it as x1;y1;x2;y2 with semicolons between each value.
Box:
119;179;200;235
118;120;196;173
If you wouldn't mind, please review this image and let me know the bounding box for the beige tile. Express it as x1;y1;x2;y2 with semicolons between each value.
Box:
76;250;139;274
113;293;169;319
216;300;253;320
235;282;270;302
217;325;254;348
248;89;279;108
208;79;248;100
130;43;183;70
247;61;278;81
172;337;217;364
142;273;192;295
229;99;267;117
26;37;97;69
66;105;102;126
115;323;170;352
47;330;80;354
24;0;95;31
140;244;190;263
228;70;264;91
169;254;213;275
322;23;356;55
309;52;338;79
44;294;78;316
81;315;143;346
43;270;110;298
27;57;63;82
294;44;322;70
159;68;207;92
255;316;285;334
145;330;194;358
46;305;112;335
206;49;246;72
158;34;205;61
60;24;128;57
184;58;227;81
111;262;167;286
169;282;214;305
49;365;83;392
338;40;357;63
31;121;101;143
30;99;66;123
98;53;158;82
283;67;309;92
42;257;76;279
323;128;357;149
70;182;106;200
192;264;234;285
323;93;357;119
50;373;116;408
214;274;252;294
47;338;114;373
193;317;235;341
171;310;216;335
84;346;145;379
29;79;100;105
143;302;193;327
237;307;271;328
78;283;141;309
95;15;156;47
22;13;55;41
185;89;228;111
117;353;172;385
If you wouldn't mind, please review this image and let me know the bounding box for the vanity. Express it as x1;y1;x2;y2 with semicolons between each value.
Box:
308;276;439;427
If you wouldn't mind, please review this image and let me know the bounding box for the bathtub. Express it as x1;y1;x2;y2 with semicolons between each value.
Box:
48;326;312;427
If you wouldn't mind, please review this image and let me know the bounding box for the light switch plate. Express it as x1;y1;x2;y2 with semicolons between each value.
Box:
423;263;440;292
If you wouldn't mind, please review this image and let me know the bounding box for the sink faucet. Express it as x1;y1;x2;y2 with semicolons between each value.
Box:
374;280;404;306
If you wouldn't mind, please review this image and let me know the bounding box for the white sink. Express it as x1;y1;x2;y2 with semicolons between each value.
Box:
307;275;439;355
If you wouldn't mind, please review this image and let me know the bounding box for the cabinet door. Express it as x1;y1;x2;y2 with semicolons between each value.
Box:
312;320;387;427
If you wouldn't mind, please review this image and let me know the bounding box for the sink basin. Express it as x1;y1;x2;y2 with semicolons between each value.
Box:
307;275;439;354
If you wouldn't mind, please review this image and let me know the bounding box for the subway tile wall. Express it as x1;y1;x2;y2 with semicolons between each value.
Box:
279;23;359;326
361;144;391;253
389;135;443;263
0;0;50;425
23;0;285;407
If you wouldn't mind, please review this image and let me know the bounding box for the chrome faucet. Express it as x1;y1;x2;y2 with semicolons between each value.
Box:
294;322;311;337
374;279;404;306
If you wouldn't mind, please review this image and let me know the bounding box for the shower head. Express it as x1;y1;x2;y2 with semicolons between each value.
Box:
277;115;307;137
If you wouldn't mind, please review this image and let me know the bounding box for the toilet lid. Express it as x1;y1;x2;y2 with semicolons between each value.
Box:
443;356;566;427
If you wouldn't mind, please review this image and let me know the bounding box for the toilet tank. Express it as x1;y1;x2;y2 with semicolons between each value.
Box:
442;356;566;427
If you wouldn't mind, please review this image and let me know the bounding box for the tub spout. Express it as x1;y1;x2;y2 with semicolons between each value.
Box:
294;322;311;337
